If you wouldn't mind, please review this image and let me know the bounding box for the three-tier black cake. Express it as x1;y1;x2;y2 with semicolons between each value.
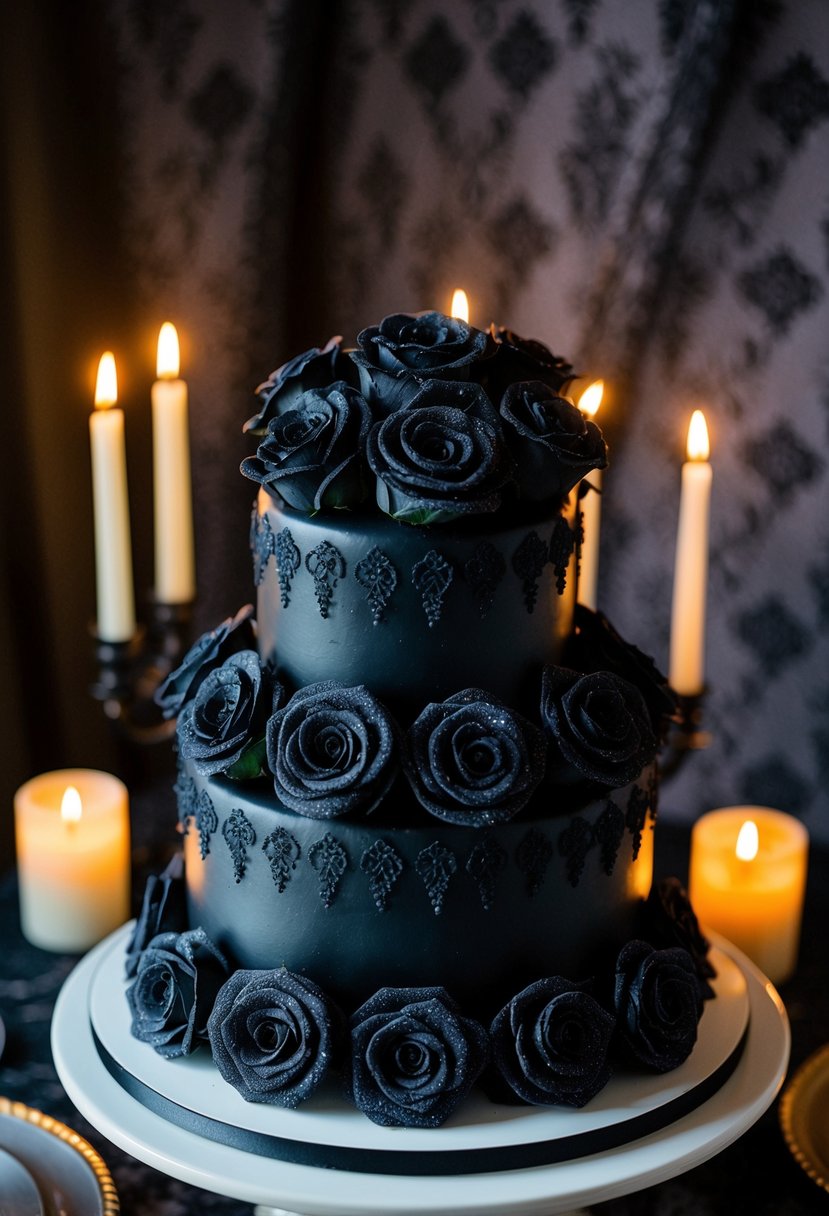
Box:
124;312;712;1129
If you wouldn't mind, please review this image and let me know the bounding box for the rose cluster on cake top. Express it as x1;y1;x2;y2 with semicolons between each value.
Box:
240;311;607;524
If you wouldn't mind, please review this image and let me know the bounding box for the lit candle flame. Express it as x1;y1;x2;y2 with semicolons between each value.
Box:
157;322;181;380
450;289;469;324
94;352;118;409
61;786;83;825
578;380;604;419
687;409;710;461
736;819;759;862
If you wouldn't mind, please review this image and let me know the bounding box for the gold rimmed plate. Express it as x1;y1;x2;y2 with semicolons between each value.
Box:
779;1043;829;1193
0;1097;119;1215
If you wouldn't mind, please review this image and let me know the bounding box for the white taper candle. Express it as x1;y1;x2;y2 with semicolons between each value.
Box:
669;410;712;695
90;352;136;641
152;322;195;603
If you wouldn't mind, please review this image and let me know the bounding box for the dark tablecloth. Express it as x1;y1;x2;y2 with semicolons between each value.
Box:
2;798;828;1215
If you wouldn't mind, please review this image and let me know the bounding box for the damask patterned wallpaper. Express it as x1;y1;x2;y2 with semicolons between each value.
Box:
109;0;829;839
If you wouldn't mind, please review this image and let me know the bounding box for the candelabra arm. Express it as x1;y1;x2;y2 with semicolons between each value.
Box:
90;600;193;745
660;690;711;781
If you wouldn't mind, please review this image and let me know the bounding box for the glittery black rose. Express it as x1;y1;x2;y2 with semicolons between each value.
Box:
352;311;496;412
614;941;703;1072
346;986;488;1128
266;681;399;819
645;878;716;1000
401;376;503;428
367;406;511;525
207;968;341;1108
126;928;229;1059
491;977;616;1107
563;606;679;738
177;650;278;779
154;605;255;719
405;689;546;826
541;666;657;788
241;382;372;512
124;854;187;979
244;336;357;434
500;381;607;502
476;325;575;406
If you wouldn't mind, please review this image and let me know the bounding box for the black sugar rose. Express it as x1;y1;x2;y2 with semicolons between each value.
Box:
208;968;341;1108
126;928;229;1059
154;605;255;719
563;605;679;738
491;977;616;1107
405;689;546;826
177;650;277;778
402;376;503;430
241;382;372;512
477;325;575;405
500;380;607;502
645;878;717;999
124;854;187;979
614;941;703;1072
367;406;511;525
244;336;356;434
541;666;657;788
346;986;488;1128
352;311;496;412
266;681;399;819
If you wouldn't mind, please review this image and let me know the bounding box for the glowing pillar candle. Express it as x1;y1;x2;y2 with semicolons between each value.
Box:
152;322;196;603
450;289;469;323
689;806;808;986
90;353;136;641
669;410;712;695
14;770;131;953
576;380;604;611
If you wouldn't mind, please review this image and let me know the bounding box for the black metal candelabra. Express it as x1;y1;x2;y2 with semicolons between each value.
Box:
661;690;711;781
90;600;193;745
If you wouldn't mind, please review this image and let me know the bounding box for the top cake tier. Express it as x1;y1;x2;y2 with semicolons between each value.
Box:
253;491;578;717
242;311;608;716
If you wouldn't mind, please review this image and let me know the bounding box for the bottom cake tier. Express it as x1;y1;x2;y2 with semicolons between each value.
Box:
179;760;657;1015
98;926;748;1173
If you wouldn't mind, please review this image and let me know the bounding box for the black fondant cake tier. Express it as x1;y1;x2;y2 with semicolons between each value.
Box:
180;759;656;1015
253;489;578;717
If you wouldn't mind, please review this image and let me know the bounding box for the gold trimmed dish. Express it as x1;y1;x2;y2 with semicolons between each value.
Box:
0;1097;119;1215
779;1043;829;1194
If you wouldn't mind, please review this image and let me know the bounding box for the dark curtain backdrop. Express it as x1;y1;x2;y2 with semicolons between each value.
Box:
2;0;828;877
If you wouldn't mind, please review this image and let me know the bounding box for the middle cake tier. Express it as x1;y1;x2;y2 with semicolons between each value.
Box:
180;761;656;1017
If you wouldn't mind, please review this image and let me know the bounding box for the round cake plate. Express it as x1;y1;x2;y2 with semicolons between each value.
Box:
52;929;789;1216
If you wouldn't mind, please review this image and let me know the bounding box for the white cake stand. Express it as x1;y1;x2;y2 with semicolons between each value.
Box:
52;929;789;1216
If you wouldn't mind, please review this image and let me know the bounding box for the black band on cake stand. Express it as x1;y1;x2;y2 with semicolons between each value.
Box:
89;1025;748;1175
90;599;193;745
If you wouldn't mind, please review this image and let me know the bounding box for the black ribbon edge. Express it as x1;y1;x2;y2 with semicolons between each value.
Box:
92;1024;748;1177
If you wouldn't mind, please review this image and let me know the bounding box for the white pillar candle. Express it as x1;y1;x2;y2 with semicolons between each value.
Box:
669;410;712;695
689;806;808;985
90;352;136;642
14;769;131;953
576;381;604;611
152;322;196;603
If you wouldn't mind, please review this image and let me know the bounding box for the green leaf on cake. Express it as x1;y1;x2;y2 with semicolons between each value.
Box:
225;735;268;781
